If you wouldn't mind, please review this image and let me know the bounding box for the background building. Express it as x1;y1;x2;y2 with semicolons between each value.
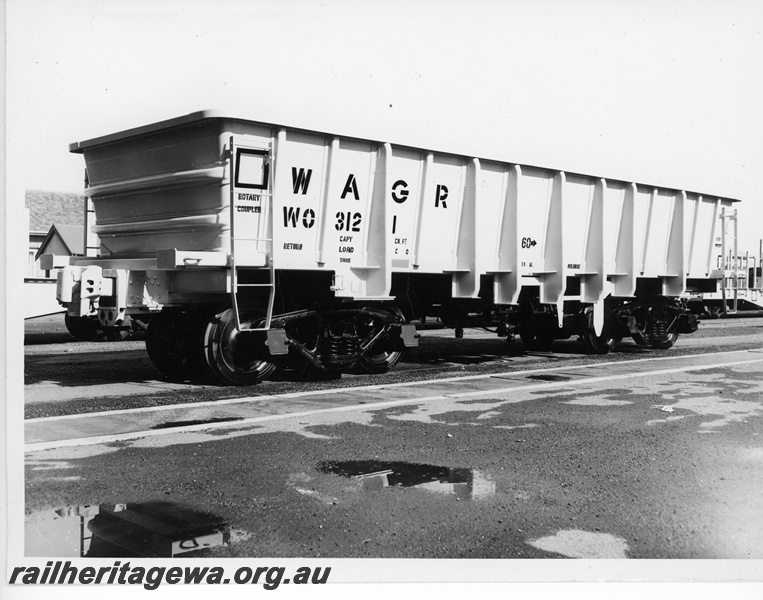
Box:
25;190;84;279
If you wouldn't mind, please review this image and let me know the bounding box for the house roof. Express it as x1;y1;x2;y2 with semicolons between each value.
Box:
35;224;85;260
26;190;84;233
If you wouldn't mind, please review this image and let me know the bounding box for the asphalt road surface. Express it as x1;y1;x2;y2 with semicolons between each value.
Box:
20;314;763;563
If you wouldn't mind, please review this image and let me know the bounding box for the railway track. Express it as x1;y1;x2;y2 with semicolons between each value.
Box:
23;315;763;420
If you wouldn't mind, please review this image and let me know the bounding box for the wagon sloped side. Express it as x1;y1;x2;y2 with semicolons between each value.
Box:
42;111;735;385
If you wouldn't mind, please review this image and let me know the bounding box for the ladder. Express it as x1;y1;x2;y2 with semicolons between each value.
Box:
229;137;275;332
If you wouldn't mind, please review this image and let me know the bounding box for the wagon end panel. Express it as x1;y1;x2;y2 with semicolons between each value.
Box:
82;120;232;257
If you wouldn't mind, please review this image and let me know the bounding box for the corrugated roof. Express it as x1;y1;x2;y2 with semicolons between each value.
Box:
26;190;84;233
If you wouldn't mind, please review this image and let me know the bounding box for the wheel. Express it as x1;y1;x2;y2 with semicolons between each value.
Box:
65;314;95;340
516;293;556;352
581;307;621;355
519;326;555;352
64;314;131;341
354;343;402;374
352;308;404;374
146;310;210;382
649;331;679;350
203;308;277;386
631;331;650;347
641;305;680;350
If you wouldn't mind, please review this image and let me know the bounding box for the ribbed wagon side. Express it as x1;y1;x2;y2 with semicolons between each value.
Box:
44;111;736;385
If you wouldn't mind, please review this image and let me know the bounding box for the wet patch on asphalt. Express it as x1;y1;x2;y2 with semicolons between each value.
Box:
525;374;573;382
151;417;244;430
319;460;496;500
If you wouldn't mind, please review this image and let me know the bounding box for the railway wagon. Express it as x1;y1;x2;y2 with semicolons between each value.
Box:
44;111;736;385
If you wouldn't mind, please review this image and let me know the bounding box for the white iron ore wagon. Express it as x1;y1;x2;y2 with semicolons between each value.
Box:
42;111;735;385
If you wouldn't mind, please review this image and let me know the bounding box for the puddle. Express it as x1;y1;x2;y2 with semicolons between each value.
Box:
526;374;571;382
26;502;229;557
319;460;495;500
151;417;243;430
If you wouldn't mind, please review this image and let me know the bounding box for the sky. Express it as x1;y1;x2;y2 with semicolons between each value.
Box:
6;0;763;254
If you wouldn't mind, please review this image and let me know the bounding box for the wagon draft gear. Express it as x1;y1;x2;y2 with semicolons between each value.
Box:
41;111;736;385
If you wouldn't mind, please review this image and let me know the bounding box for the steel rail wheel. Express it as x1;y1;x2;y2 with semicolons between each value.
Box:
639;305;680;350
631;331;650;347
647;331;679;350
516;293;555;352
145;310;210;381
64;314;98;340
352;308;404;374
203;308;276;386
582;306;621;355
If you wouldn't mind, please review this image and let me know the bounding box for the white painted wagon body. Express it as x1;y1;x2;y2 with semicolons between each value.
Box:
45;112;736;384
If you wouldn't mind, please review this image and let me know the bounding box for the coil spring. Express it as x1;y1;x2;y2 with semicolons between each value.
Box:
323;334;359;359
644;308;670;343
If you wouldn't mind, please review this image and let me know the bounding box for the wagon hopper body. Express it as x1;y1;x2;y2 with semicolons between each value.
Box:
45;111;736;385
